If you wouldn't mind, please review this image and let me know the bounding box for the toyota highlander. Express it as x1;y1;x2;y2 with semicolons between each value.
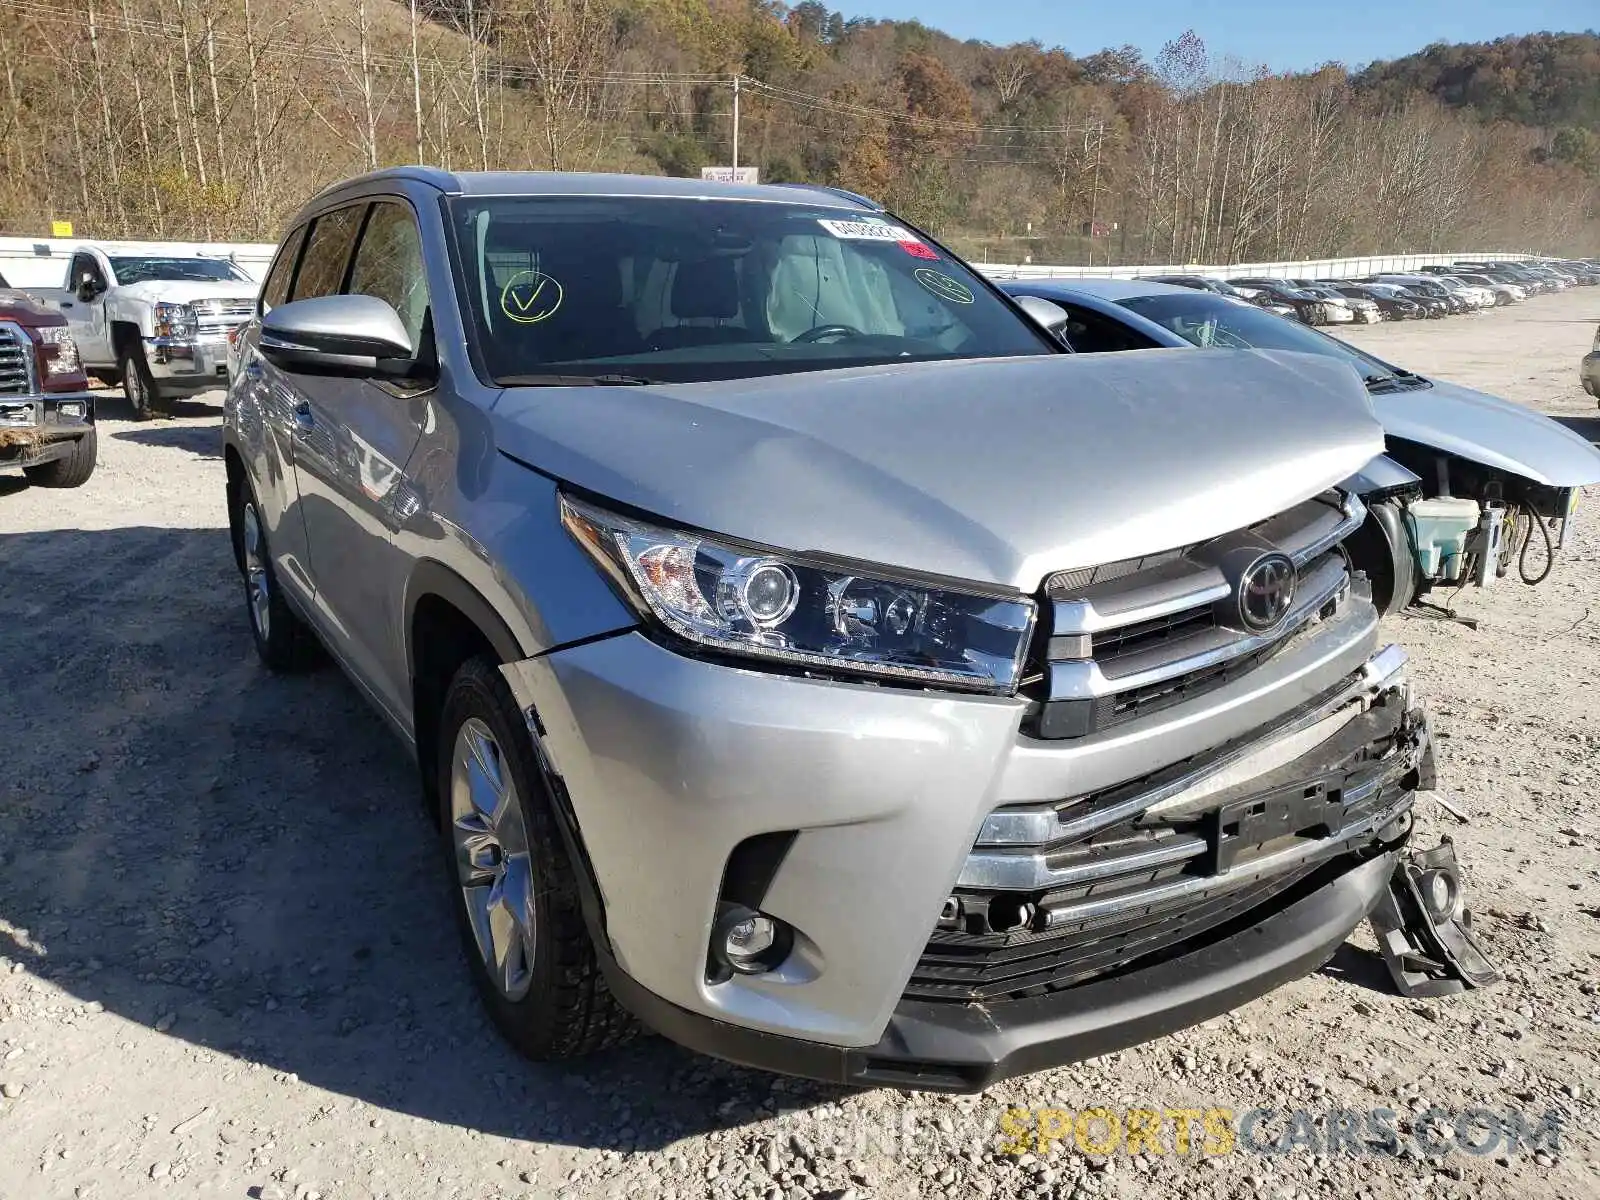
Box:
222;168;1487;1090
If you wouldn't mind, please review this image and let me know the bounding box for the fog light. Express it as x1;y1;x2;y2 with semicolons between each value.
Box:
58;402;85;419
711;905;791;976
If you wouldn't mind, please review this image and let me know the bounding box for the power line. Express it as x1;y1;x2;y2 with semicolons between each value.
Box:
11;0;1112;143
742;78;1100;137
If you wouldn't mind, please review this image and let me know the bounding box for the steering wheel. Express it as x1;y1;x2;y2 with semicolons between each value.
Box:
792;323;864;344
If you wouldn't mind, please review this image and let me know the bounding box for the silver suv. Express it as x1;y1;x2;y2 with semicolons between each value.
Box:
223;168;1453;1090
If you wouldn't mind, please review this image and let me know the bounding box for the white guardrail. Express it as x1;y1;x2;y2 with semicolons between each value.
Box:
0;234;1534;292
970;252;1535;281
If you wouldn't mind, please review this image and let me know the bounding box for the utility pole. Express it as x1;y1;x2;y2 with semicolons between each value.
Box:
731;75;741;173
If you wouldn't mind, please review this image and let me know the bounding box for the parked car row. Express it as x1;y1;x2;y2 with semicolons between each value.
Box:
1000;274;1600;621
1140;258;1600;327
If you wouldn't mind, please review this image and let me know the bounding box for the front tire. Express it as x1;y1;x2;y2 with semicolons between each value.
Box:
233;483;317;671
437;657;636;1061
119;343;160;421
22;428;97;488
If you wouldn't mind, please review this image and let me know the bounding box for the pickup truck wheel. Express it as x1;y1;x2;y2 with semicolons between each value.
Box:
22;428;97;488
438;657;637;1061
119;345;159;421
235;487;317;671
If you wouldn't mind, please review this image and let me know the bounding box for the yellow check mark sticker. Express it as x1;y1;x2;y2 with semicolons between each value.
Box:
500;270;565;324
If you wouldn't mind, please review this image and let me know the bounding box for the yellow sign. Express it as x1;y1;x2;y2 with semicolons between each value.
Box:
50;220;74;238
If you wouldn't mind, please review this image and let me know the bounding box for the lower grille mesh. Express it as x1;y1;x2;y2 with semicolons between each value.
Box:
904;863;1322;1003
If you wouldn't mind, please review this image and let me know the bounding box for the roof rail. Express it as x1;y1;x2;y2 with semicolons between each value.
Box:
769;182;883;210
307;164;459;205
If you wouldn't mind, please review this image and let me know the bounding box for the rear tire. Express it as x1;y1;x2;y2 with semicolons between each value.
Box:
119;343;160;421
232;481;317;672
22;428;97;488
437;657;637;1062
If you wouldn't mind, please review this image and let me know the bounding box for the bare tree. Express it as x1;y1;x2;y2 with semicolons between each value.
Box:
499;0;619;171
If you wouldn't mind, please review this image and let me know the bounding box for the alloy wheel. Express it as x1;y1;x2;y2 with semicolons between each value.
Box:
450;717;537;1001
241;501;271;642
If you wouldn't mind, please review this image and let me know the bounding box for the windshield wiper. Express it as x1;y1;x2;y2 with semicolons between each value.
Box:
495;373;659;387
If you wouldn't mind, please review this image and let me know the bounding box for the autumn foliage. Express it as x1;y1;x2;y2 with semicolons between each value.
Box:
0;0;1594;262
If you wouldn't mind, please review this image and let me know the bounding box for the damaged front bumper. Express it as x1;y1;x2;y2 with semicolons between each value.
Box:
0;390;95;466
1371;837;1500;997
507;619;1457;1090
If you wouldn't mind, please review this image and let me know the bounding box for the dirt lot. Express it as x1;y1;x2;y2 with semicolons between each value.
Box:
1;291;1598;1200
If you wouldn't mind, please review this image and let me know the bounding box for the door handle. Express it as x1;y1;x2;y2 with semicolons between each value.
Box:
293;402;314;432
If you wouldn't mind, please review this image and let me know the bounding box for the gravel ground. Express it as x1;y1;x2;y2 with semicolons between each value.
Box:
1;291;1598;1200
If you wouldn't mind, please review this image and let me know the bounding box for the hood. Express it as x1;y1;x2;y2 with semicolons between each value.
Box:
0;288;69;325
116;279;259;305
491;349;1384;590
1376;379;1600;488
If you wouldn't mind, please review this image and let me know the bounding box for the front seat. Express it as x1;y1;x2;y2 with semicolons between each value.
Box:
648;256;755;351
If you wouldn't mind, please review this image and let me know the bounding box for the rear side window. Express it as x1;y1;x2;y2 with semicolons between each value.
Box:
291;206;366;301
346;202;431;352
259;225;307;314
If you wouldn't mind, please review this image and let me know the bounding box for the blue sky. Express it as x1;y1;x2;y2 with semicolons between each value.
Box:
834;0;1597;72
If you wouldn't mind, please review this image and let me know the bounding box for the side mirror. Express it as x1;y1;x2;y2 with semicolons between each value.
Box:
76;276;101;302
259;294;417;378
1013;294;1071;338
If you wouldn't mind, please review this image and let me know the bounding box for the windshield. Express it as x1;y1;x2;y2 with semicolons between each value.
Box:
1115;292;1423;388
109;257;252;284
446;196;1053;384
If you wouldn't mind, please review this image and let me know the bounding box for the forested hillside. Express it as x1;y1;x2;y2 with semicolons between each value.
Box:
1;1;1595;263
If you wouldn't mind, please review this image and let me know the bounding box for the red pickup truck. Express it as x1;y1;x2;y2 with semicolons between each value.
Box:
0;270;96;487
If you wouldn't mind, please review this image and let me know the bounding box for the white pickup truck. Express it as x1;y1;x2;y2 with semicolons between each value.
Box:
35;245;259;418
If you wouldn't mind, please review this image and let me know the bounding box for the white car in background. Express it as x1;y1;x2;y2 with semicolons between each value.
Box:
1449;273;1526;305
1292;282;1372;323
1434;276;1495;309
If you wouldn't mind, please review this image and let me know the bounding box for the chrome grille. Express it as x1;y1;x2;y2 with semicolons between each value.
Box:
193;298;255;338
1032;491;1365;740
0;324;34;396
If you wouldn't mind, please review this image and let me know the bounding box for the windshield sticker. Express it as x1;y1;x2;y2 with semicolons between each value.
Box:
818;219;921;244
500;270;564;324
900;241;940;260
914;268;974;305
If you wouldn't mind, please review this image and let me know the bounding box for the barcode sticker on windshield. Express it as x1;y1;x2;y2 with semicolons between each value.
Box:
818;219;921;243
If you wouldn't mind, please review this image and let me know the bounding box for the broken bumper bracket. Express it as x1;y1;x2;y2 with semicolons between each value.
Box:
1368;836;1500;998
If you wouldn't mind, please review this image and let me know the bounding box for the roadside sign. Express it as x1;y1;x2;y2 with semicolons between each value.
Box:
50;220;73;238
701;167;759;185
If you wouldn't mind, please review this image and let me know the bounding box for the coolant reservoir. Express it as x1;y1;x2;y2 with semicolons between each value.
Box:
1404;497;1481;582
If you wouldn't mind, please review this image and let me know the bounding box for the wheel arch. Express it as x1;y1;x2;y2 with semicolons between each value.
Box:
224;442;247;573
405;559;526;822
110;320;142;358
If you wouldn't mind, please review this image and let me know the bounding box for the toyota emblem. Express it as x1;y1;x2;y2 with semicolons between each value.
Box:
1238;553;1296;633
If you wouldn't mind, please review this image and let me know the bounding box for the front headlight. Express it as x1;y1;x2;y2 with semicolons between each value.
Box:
33;324;80;375
153;301;198;338
561;495;1035;694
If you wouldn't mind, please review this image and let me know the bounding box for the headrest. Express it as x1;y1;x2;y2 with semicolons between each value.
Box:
670;256;739;320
